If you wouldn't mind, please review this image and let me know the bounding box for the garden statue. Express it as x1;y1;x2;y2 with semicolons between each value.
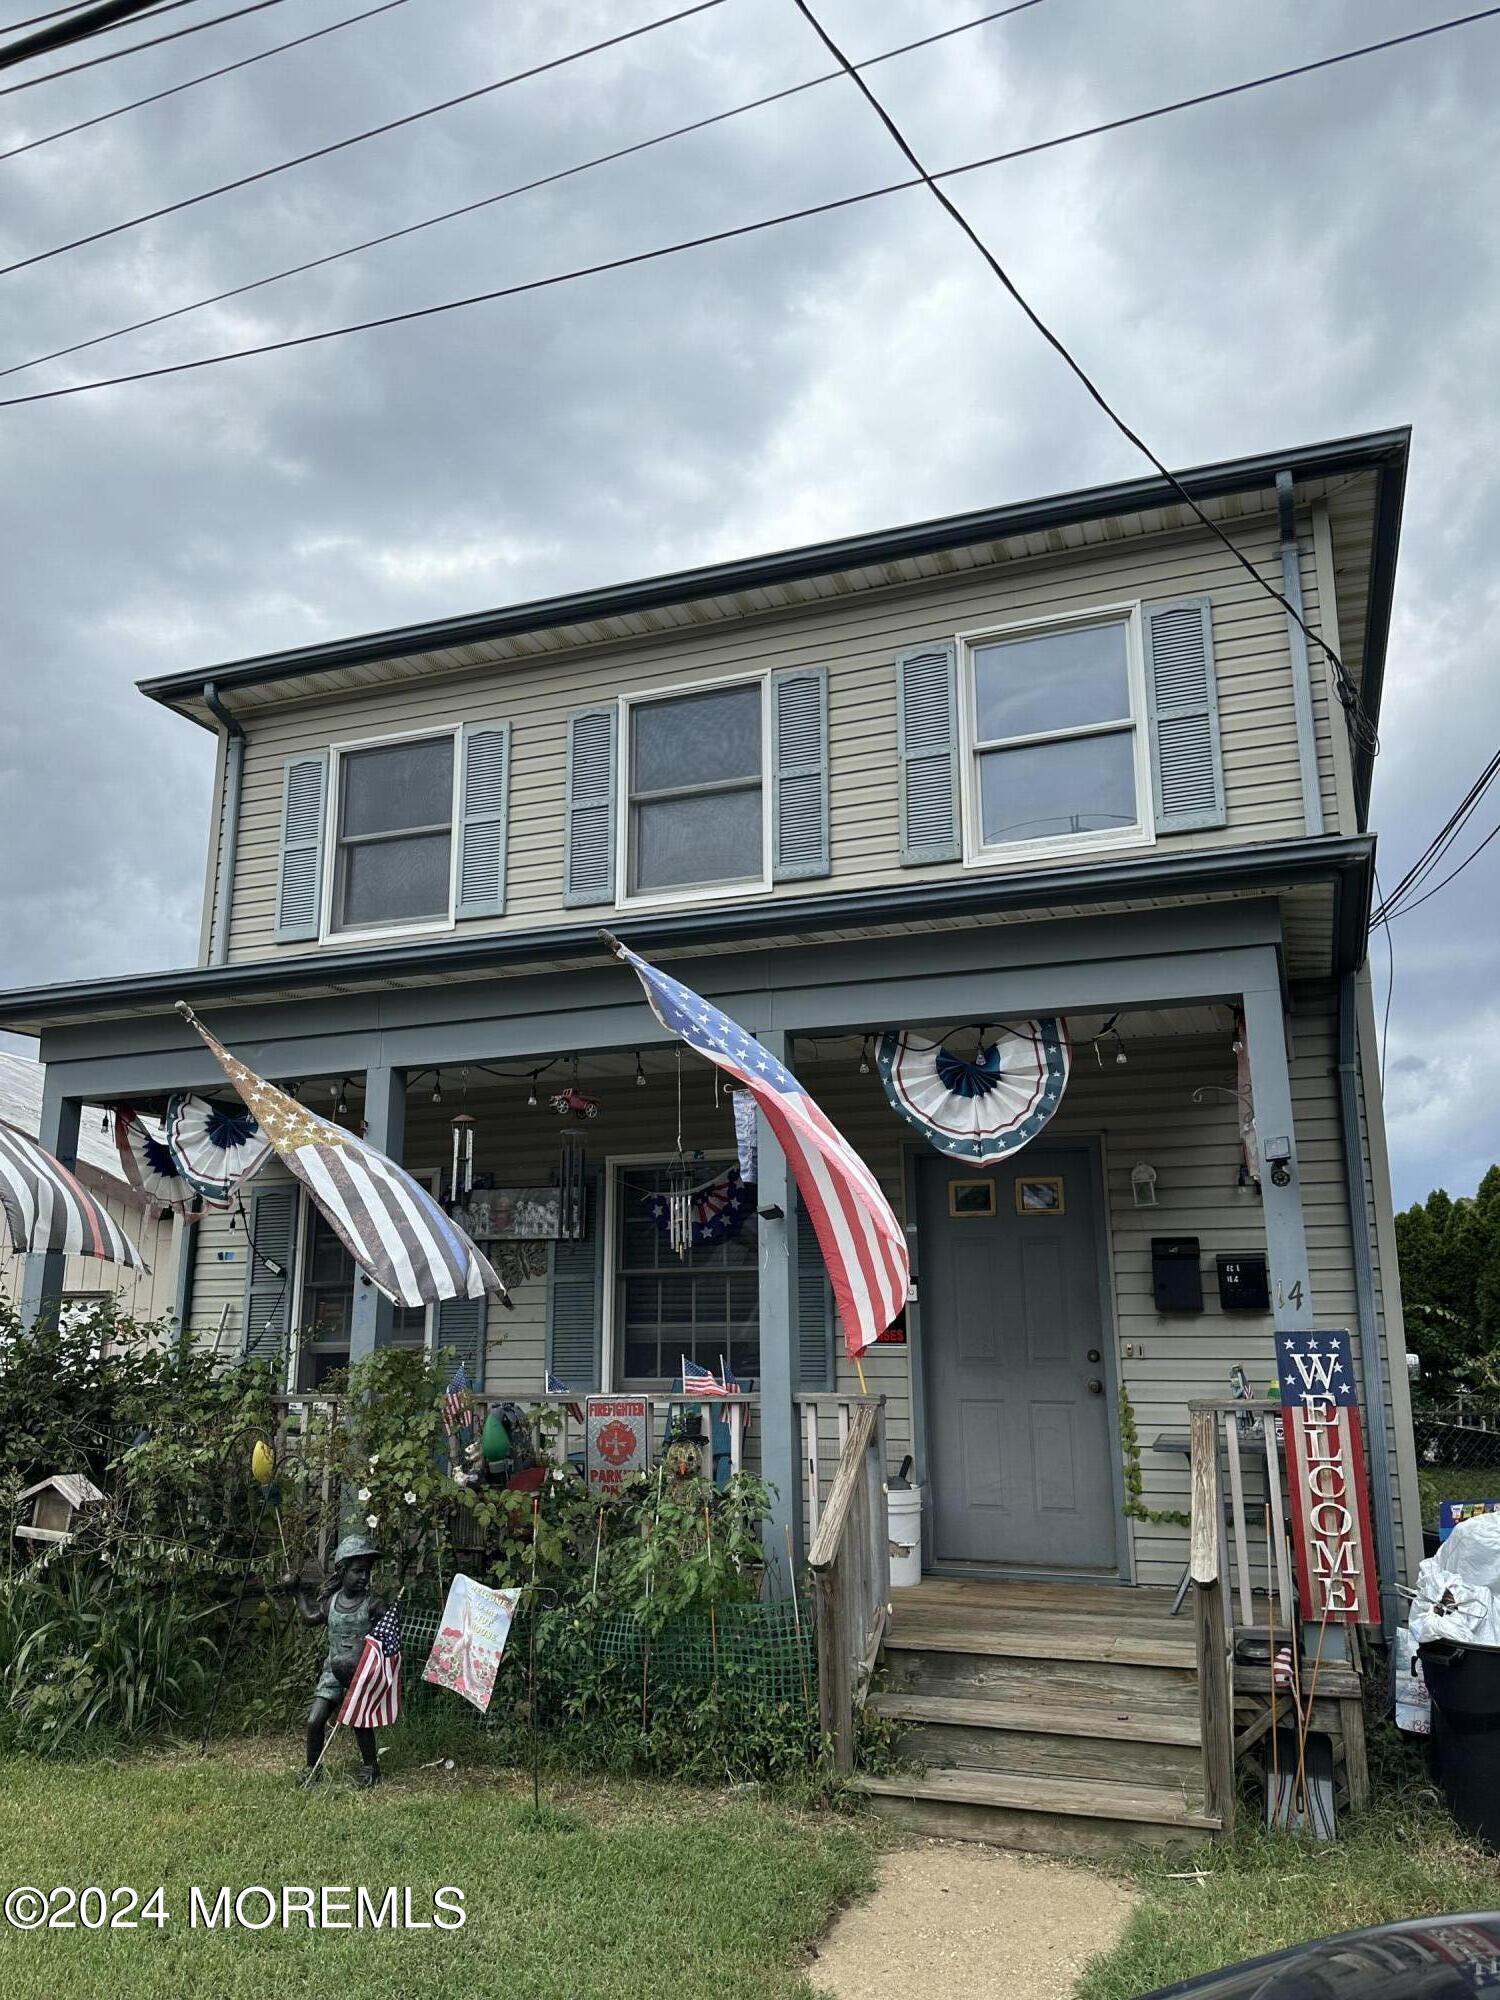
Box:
292;1531;387;1787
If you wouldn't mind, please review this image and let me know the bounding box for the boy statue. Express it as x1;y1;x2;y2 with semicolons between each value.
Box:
293;1532;387;1787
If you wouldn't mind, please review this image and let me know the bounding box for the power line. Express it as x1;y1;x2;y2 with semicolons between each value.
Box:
0;0;179;70
0;0;288;95
1;0;414;161
1373;744;1500;920
1;0;137;33
1392;817;1500;919
786;0;1385;750
1;0;1046;377
0;0;727;271
4;2;1497;415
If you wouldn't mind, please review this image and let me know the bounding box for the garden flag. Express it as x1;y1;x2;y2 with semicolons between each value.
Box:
339;1602;403;1729
0;1118;149;1269
606;936;908;1355
174;1003;508;1312
1278;1329;1378;1624
422;1574;518;1714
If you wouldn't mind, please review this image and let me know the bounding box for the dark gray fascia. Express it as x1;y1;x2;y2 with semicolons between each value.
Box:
0;833;1376;1034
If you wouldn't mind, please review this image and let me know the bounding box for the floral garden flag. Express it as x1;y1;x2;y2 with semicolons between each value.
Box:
422;1574;519;1714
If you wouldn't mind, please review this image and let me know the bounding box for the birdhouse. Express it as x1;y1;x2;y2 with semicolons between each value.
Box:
14;1472;105;1547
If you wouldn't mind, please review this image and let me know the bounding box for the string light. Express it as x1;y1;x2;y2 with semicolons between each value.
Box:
527;1075;539;1108
431;1070;443;1105
635;1052;646;1088
858;1037;871;1075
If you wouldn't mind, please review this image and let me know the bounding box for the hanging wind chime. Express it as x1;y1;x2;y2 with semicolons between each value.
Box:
449;1067;476;1207
666;1045;696;1259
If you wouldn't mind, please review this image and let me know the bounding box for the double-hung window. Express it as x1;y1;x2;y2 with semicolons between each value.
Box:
965;615;1148;859
624;680;766;898
613;1163;760;1387
330;733;456;934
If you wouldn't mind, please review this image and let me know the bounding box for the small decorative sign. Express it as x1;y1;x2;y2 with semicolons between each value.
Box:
449;1188;566;1242
585;1395;651;1494
1278;1329;1378;1624
421;1573;519;1714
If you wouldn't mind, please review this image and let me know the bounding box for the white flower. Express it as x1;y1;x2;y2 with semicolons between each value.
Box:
550;1468;565;1484
357;1487;371;1503
404;1490;417;1506
368;1454;379;1468
452;1467;467;1485
365;1513;379;1529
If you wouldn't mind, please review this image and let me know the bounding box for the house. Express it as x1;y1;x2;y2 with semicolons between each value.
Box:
0;428;1420;1848
0;1051;178;1326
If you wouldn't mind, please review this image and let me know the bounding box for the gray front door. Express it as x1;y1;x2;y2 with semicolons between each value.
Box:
919;1145;1117;1569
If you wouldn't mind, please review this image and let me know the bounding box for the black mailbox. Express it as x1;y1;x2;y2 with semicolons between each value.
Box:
1216;1252;1271;1312
1152;1237;1203;1313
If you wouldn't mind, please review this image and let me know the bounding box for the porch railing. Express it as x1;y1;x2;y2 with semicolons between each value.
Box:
806;1395;889;1772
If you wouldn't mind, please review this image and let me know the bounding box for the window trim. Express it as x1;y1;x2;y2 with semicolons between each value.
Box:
287;1172;442;1388
614;670;775;912
320;724;462;944
956;602;1156;870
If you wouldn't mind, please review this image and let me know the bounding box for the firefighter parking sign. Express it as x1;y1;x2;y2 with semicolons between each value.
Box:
585;1395;651;1494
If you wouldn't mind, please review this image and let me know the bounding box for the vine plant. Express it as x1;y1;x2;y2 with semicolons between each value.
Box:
1118;1385;1190;1529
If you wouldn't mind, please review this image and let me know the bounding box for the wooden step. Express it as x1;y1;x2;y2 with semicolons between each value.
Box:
876;1645;1199;1714
871;1690;1201;1788
882;1620;1196;1670
871;1690;1200;1745
855;1767;1219;1857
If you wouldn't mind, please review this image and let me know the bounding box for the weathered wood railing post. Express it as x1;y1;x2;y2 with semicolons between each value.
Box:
1190;1404;1236;1835
807;1398;886;1772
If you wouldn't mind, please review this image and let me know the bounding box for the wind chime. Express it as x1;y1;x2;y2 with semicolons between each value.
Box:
448;1067;476;1208
666;1045;696;1259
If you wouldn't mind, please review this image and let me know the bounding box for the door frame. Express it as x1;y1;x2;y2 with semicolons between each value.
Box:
903;1134;1131;1584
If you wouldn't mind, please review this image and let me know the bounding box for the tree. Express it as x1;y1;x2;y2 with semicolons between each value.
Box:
1396;1171;1500;1395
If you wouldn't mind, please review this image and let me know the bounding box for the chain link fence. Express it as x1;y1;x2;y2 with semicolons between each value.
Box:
1413;1403;1500;1531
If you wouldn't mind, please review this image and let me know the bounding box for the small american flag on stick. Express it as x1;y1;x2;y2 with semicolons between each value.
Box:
443;1362;472;1434
338;1602;402;1729
681;1357;734;1398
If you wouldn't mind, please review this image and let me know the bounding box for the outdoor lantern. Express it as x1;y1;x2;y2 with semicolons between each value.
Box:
1131;1161;1159;1208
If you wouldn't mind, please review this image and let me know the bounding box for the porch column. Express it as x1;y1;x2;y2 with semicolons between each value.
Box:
348;1065;406;1366
1240;970;1314;1328
19;1077;80;1329
754;1027;801;1586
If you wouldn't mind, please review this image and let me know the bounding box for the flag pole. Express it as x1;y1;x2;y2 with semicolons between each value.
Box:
853;1351;868;1396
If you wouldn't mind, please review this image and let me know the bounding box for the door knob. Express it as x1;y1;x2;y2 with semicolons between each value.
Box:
1086;1378;1104;1396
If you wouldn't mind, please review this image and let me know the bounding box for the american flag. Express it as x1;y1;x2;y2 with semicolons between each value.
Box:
443;1362;472;1433
681;1357;734;1398
609;938;908;1355
338;1602;402;1729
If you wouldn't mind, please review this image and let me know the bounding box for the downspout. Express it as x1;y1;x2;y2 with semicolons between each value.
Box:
1276;471;1325;839
1337;969;1398;1638
202;681;244;969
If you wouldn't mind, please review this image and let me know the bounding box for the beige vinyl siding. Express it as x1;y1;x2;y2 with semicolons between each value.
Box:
1;1196;178;1325
217;514;1345;961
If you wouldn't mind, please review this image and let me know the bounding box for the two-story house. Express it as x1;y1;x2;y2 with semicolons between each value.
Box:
0;427;1420;1847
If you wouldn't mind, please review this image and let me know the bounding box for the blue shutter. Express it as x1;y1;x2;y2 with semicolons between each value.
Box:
564;707;617;907
435;1296;487;1391
897;642;961;863
1143;596;1225;833
456;721;510;919
241;1182;297;1369
794;1195;834;1391
771;667;830;880
545;1176;603;1390
273;751;329;943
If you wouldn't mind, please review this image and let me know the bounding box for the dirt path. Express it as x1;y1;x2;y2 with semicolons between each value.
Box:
810;1839;1136;2000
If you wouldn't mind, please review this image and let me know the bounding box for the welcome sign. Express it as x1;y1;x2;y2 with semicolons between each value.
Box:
1277;1329;1378;1624
421;1574;519;1714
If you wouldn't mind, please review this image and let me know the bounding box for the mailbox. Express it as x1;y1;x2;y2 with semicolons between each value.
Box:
1152;1237;1203;1313
1216;1252;1271;1312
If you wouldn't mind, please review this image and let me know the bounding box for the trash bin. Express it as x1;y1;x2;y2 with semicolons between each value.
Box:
1418;1639;1500;1848
887;1483;922;1589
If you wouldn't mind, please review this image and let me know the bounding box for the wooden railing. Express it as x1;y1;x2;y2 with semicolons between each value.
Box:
807;1396;889;1772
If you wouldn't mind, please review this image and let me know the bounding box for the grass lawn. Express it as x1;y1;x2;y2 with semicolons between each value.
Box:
1416;1464;1500;1528
0;1740;873;2000
1076;1765;1500;1999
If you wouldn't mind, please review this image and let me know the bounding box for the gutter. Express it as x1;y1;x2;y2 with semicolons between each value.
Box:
1337;969;1398;1638
201;682;244;970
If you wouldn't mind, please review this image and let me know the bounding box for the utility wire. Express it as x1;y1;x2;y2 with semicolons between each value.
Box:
0;0;179;70
1;0;413;159
1391;817;1500;919
2;0;1046;376
785;0;1383;751
0;0;288;94
1;0;107;32
1372;744;1500;919
0;0;726;267
3;2;1497;420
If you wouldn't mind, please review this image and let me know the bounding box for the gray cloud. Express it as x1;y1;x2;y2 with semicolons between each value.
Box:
1;0;1496;1206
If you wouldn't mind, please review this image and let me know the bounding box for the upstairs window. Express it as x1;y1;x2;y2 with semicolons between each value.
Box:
966;617;1146;857
331;734;455;933
625;681;765;896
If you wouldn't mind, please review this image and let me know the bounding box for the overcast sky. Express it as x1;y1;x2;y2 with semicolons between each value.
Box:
0;0;1495;1207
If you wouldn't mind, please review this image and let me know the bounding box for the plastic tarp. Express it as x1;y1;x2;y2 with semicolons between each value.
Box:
1410;1511;1500;1647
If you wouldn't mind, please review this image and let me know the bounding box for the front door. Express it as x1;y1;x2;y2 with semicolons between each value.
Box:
919;1144;1117;1570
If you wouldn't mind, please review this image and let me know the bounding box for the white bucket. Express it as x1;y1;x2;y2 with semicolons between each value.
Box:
887;1484;923;1589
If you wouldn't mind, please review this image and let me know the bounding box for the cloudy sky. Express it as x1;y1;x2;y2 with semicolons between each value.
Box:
0;0;1495;1206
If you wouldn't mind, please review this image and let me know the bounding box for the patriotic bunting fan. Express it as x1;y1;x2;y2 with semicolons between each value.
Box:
645;1166;755;1250
114;1105;200;1211
165;1092;275;1201
175;1003;508;1312
876;1021;1071;1165
0;1119;149;1270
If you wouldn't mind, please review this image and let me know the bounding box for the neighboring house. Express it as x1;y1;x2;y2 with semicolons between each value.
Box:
0;428;1419;1847
0;1051;178;1325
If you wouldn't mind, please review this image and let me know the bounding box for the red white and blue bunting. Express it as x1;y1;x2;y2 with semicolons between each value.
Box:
164;1091;275;1202
876;1021;1071;1165
644;1166;756;1250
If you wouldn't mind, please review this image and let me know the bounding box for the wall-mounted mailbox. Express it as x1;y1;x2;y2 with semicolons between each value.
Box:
1152;1237;1203;1313
1216;1252;1271;1312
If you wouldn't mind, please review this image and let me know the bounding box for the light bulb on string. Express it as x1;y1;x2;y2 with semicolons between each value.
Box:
858;1038;871;1076
635;1053;646;1088
431;1071;443;1105
527;1075;539;1109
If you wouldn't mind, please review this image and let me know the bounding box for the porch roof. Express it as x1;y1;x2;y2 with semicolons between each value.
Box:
0;834;1373;1040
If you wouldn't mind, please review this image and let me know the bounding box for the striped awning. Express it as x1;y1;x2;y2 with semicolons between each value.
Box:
177;1003;508;1312
0;1119;150;1269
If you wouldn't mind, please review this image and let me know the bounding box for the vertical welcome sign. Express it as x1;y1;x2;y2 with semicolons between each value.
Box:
1278;1330;1378;1624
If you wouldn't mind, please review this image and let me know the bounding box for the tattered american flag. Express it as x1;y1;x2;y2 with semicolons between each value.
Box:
176;1003;507;1312
338;1602;402;1729
0;1118;149;1269
609;937;908;1355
